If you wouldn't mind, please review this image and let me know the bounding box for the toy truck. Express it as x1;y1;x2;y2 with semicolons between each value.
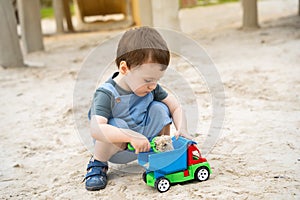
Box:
137;136;212;192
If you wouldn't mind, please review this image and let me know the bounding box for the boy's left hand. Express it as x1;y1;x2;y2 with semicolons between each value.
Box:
174;130;193;140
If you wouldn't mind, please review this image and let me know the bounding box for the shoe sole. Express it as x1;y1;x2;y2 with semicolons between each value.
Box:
86;185;107;191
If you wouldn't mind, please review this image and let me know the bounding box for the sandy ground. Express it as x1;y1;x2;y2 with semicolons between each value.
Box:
1;0;300;199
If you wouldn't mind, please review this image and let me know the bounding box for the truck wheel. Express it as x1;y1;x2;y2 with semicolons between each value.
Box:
142;171;147;183
195;166;210;181
155;177;170;193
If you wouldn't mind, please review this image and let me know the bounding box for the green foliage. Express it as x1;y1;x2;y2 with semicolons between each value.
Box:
198;0;239;6
217;0;239;3
40;7;54;19
40;3;74;19
40;0;52;8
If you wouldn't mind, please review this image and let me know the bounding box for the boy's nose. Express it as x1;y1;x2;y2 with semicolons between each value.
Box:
147;83;157;90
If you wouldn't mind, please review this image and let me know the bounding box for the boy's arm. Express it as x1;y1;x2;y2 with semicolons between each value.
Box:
90;115;150;154
162;95;193;139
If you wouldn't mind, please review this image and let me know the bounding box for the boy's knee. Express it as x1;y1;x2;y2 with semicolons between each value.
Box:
148;101;170;116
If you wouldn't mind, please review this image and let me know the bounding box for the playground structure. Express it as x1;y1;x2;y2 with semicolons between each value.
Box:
72;0;133;31
0;0;180;68
1;0;299;68
55;0;180;32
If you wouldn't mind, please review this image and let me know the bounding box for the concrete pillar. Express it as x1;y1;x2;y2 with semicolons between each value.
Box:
53;0;65;33
151;0;181;31
53;0;74;33
242;0;259;29
133;0;180;30
18;0;44;53
133;0;153;26
0;0;24;67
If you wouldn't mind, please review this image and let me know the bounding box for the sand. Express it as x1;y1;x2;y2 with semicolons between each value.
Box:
1;0;299;199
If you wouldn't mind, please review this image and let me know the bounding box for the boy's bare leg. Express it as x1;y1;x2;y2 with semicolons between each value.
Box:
93;141;126;162
86;140;123;191
158;124;171;136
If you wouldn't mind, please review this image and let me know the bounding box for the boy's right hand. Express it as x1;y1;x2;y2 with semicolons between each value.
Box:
129;135;150;154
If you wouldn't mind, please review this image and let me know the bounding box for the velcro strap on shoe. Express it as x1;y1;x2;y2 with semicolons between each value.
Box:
85;167;107;179
87;160;108;171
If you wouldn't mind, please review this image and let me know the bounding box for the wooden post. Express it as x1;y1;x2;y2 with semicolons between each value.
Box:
131;0;140;26
242;0;259;29
63;0;74;31
131;0;153;26
73;0;84;25
18;0;44;53
298;0;300;16
0;0;24;67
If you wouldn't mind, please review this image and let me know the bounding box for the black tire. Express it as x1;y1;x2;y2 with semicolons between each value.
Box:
155;177;170;193
194;166;210;181
142;171;147;183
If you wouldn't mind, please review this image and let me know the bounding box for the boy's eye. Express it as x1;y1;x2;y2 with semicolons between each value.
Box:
144;79;152;83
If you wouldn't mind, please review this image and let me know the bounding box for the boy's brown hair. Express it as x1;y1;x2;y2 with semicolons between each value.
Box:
115;26;170;70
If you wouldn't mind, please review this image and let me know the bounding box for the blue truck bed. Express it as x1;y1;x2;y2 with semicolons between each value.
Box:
138;137;196;176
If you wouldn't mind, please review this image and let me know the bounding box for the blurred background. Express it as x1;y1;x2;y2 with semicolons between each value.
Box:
0;0;299;199
1;0;298;67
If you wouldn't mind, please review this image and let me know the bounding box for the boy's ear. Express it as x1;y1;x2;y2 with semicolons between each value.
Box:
119;61;129;75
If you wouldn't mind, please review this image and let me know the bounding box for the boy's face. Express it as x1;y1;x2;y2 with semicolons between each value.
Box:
124;63;166;97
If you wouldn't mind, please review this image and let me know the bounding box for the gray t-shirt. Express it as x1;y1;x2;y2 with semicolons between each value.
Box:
90;72;168;119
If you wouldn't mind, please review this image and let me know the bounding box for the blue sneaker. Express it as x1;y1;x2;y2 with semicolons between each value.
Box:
84;158;108;191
